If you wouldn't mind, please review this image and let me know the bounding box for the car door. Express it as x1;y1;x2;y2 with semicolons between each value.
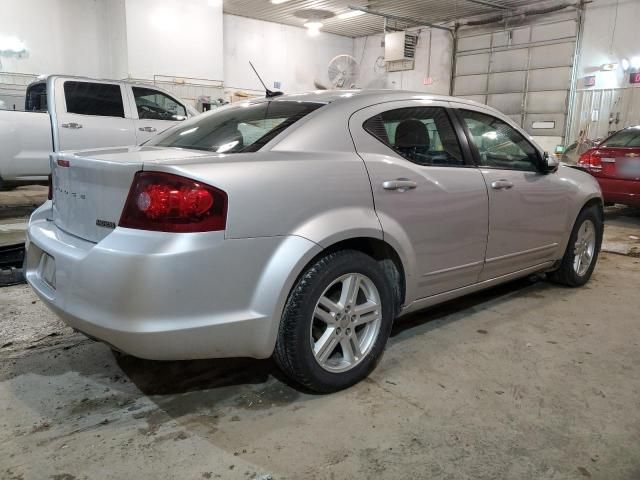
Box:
54;79;137;151
452;105;571;280
349;100;489;300
127;86;187;144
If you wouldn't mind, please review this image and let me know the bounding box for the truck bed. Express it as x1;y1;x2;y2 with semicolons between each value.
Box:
0;109;52;182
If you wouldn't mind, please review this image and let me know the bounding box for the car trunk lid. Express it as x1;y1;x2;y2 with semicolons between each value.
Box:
587;147;640;179
51;149;144;243
50;146;235;242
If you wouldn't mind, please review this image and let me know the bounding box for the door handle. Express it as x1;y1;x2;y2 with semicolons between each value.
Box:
138;126;157;133
382;179;417;192
490;180;513;190
61;122;83;129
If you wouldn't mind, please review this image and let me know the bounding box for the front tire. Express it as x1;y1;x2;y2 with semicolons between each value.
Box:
549;204;603;287
274;250;395;393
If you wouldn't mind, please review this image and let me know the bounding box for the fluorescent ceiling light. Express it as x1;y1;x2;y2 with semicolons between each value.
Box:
304;21;323;36
271;0;293;4
0;36;27;54
337;10;365;20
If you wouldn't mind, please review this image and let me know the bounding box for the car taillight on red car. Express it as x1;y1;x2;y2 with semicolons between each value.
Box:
119;171;227;233
578;150;603;172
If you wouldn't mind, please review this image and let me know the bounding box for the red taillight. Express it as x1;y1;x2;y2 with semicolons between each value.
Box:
47;174;52;200
119;171;227;233
578;150;602;172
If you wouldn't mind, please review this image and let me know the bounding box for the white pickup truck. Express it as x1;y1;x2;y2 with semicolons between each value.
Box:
0;75;197;189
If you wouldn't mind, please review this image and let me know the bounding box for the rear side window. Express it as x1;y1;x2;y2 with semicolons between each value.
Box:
148;100;324;153
25;82;47;112
601;128;640;147
363;107;464;166
132;87;187;121
64;81;124;117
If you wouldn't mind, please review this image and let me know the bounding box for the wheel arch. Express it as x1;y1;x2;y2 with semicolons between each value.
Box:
291;236;407;318
582;196;604;221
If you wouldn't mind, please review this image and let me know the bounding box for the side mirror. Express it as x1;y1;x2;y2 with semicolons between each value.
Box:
541;151;559;173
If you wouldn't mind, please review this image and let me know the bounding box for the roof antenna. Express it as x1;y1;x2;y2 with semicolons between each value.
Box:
249;61;283;98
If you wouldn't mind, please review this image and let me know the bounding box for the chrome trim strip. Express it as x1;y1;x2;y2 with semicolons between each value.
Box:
422;260;484;277
485;243;558;264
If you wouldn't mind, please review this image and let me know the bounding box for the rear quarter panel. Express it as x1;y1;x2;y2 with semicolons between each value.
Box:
165;151;382;244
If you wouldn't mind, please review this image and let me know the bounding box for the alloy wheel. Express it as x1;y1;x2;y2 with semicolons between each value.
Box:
310;273;382;373
573;219;596;276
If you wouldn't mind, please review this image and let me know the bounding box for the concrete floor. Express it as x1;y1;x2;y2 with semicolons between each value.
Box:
1;203;639;479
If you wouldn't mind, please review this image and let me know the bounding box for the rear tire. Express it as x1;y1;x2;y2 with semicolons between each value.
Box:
274;250;394;393
549;205;603;287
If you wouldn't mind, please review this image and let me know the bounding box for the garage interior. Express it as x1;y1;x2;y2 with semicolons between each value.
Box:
1;0;639;479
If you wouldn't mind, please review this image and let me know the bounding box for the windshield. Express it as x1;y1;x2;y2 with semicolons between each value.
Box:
601;127;640;148
147;100;325;153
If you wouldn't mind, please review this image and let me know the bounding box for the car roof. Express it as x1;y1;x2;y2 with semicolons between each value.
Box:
263;89;484;108
246;89;502;118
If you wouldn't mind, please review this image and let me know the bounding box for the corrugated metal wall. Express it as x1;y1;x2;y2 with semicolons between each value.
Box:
568;86;640;143
453;15;578;139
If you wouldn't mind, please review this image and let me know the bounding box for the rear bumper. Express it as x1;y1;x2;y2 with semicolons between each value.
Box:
25;202;321;360
597;177;640;207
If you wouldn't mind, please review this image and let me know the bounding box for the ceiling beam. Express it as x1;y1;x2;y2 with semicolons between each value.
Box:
348;5;453;32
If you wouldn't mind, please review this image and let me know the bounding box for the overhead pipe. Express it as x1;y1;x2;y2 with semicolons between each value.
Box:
347;6;453;32
460;1;578;26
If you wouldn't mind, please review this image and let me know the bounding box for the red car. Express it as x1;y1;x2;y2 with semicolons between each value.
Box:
577;126;640;207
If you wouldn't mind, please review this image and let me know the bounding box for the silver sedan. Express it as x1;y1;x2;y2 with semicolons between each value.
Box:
25;90;603;392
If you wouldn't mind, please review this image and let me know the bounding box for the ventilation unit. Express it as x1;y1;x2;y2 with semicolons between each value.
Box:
384;31;417;72
384;31;418;62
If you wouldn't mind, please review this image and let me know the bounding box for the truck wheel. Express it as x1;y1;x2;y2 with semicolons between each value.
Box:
274;250;394;393
548;205;603;287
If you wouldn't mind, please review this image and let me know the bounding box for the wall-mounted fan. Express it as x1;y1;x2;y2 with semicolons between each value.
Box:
327;54;360;89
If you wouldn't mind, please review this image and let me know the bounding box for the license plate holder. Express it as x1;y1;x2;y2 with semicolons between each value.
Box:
619;158;640;178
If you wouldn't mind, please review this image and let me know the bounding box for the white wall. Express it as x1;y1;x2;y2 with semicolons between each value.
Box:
0;0;113;77
578;0;640;89
223;15;353;93
95;0;129;79
124;0;224;81
354;28;453;94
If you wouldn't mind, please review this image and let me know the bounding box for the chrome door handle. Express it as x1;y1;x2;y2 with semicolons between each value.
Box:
61;122;83;129
138;126;157;133
382;179;417;192
491;180;513;190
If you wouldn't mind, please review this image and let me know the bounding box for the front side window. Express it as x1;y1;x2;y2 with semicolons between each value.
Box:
601;127;640;148
363;107;464;166
64;81;124;117
460;110;539;172
132;87;187;121
148;100;324;153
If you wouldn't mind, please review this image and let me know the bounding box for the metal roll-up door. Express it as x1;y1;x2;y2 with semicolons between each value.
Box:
453;14;578;139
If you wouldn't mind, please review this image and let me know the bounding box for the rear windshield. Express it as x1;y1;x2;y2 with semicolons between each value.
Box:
601;128;640;148
147;100;324;153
